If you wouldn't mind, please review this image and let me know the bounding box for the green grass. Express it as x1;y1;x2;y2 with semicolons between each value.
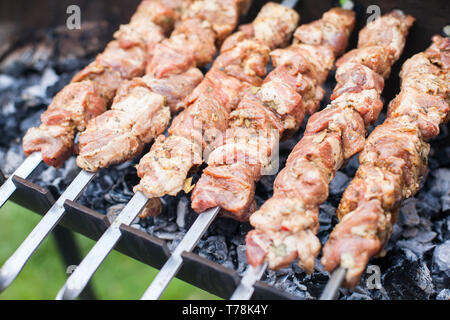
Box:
0;202;220;300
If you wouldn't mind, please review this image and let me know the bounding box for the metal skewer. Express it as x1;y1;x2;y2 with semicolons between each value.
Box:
319;267;346;300
230;263;267;300
0;152;42;209
140;207;219;300
56;191;149;300
0;169;96;292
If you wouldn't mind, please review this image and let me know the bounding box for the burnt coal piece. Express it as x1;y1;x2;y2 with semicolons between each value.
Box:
0;20;449;301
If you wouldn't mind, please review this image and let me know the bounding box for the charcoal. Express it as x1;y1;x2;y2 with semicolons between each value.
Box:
436;146;450;167
198;235;228;264
430;169;450;199
432;240;450;277
417;193;441;217
0;74;14;91
0;44;37;75
19;110;43;133
162;222;178;233
176;196;189;229
212;217;240;238
131;223;146;232
402;227;418;239
222;260;235;270
399;198;420;227
3;144;25;176
328;171;350;203
389;223;403;245
442;195;450;213
343;154;359;177
236;244;247;274
414;229;437;243
106;204;125;224
318;203;335;243
344;292;372;300
436;289;450;300
167;232;186;251
383;260;434;299
257;174;276;194
154;230;182;241
397;239;435;257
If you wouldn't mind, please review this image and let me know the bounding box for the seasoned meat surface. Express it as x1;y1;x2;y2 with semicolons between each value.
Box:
191;8;355;222
245;11;414;273
134;2;299;200
23;0;185;167
322;35;449;286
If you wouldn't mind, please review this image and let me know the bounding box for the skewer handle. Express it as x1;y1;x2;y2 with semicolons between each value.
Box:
319;267;346;300
56;191;149;300
0;152;42;209
0;170;95;293
140;207;220;300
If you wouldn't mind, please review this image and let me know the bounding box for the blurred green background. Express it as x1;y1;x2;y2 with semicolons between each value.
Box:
0;201;220;300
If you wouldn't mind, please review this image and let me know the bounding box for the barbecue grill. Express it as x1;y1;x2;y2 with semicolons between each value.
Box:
0;0;449;300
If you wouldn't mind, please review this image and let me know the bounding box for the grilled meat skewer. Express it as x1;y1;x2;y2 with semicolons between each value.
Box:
322;35;449;287
134;2;300;201
54;1;300;301
191;7;356;221
22;0;187;168
76;0;253;172
245;10;415;273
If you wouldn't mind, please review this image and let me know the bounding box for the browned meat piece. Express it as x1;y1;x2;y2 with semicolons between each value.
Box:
23;126;76;169
251;1;300;50
305;106;365;159
135;135;203;198
389;82;449;140
23;80;107;167
134;2;299;201
321;200;387;287
294;7;355;56
191;163;256;221
143;68;204;114
229;95;285;132
247;196;320;271
220;24;255;52
245;11;414;273
212;39;270;86
76;0;251;172
76;78;172;172
113;0;181;48
358;10;415;61
146;41;195;79
22;0;182;167
191;8;355;219
336;46;394;79
169;19;217;67
183;0;239;42
322;35;449;287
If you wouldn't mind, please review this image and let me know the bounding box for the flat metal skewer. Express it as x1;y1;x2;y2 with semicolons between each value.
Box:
140;206;220;300
319;267;346;300
230;263;267;300
56;191;149;300
0;152;42;209
0;169;96;293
